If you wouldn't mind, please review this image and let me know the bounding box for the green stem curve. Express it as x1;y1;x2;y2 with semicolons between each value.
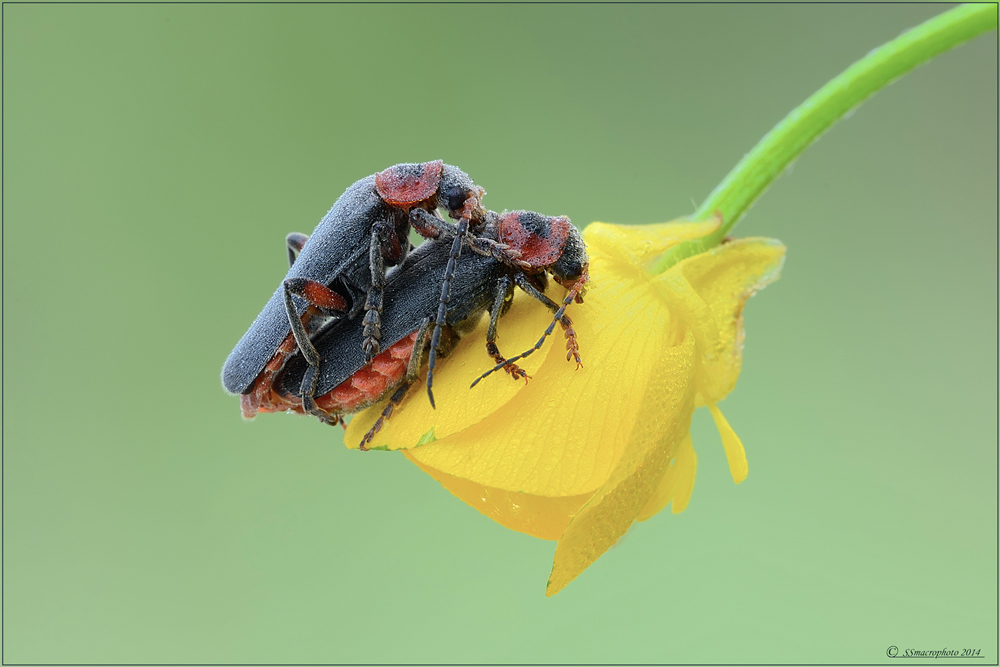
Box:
652;3;997;274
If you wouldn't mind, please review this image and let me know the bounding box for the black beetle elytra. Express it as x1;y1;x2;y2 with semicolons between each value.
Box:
256;209;590;449
221;161;486;422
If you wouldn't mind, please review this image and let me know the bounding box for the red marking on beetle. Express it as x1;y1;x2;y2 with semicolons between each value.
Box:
242;308;320;418
302;281;349;312
243;332;302;417
351;367;389;396
331;383;362;406
251;331;419;419
389;341;412;360
310;331;419;414
375;160;443;206
371;355;405;376
498;213;571;268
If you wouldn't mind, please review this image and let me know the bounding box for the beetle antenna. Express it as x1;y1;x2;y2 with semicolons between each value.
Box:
425;193;485;407
426;215;469;408
470;266;589;388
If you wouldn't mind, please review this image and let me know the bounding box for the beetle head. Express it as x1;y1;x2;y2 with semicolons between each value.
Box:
439;164;486;228
497;211;588;289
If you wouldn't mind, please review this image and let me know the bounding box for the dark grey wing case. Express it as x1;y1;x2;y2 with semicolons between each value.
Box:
221;175;393;394
279;237;502;398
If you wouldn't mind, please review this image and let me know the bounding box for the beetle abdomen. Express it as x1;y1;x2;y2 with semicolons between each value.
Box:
313;331;418;414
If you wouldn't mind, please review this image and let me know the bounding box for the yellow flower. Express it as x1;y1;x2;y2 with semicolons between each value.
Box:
345;217;785;595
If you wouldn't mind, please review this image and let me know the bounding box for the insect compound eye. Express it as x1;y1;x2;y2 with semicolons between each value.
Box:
439;186;468;213
498;211;572;268
449;190;470;213
375;160;443;206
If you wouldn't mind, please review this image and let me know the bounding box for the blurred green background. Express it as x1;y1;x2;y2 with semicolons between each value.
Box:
3;3;995;664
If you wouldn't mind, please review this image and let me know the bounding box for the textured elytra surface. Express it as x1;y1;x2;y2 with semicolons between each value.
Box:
222;174;401;394
278;232;502;398
222;162;484;397
314;333;417;414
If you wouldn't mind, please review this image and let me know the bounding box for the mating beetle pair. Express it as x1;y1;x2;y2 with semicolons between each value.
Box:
221;162;589;447
222;161;485;421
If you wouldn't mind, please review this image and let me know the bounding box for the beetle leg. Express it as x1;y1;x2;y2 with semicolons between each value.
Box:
470;268;589;388
359;317;434;450
409;208;457;241
405;317;434;382
514;269;587;367
467;236;531;270
284;277;350;316
286;232;309;268
282;281;347;424
363;220;395;362
298;363;341;426
359;381;414;451
484;274;530;382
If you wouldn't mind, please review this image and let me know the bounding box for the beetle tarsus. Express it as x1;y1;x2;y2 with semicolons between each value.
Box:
565;324;582;368
426;383;437;410
504;361;531;382
474;318;533;388
299;364;340;425
489;350;531;382
472;266;589;386
362;222;394;362
469;236;530;269
362;308;381;361
360;380;414;450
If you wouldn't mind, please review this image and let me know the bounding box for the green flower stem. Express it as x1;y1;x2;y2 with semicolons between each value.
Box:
652;3;997;274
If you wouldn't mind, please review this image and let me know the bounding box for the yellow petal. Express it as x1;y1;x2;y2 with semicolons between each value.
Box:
584;216;721;269
335;220;782;596
636;432;697;521
345;217;722;453
546;329;697;596
405;227;682;497
707;402;747;484
669;433;697;514
657;237;785;405
405;452;591;541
